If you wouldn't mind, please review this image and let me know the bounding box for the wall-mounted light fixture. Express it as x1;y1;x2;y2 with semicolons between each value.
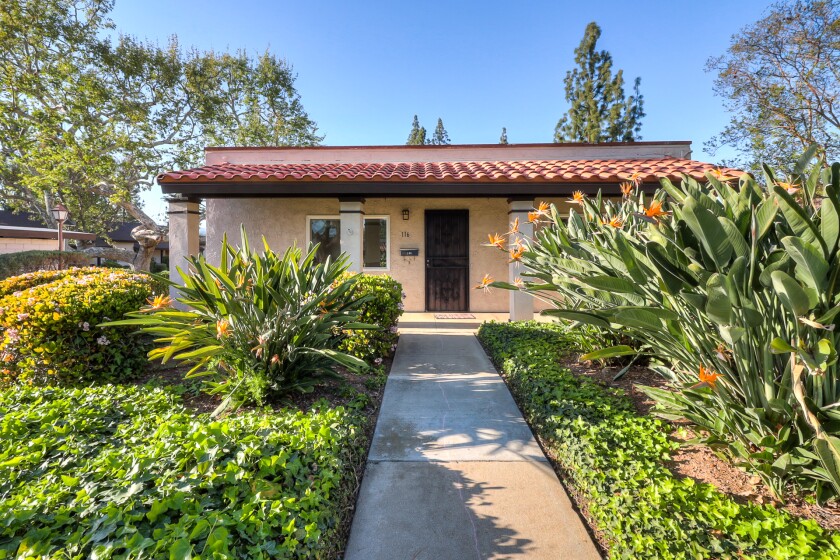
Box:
402;209;410;221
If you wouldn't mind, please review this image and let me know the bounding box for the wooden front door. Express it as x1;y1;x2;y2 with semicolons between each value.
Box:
425;210;469;311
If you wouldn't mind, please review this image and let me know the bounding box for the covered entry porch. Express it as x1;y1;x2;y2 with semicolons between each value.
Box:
157;141;724;319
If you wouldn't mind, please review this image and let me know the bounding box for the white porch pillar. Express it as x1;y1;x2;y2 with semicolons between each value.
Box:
339;198;364;272
167;197;201;300
509;198;534;322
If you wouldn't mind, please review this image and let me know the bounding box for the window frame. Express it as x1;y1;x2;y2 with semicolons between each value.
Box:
362;215;391;272
306;215;341;261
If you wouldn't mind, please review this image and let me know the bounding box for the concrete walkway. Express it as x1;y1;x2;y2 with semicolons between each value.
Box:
344;324;601;560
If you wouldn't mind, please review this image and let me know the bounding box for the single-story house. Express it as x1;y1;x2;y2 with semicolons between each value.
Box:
0;210;95;254
157;142;741;320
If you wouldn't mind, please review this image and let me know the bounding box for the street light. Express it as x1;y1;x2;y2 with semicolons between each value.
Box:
51;203;69;270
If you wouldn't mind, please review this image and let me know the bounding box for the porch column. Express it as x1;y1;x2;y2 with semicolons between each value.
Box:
339;198;364;272
509;198;534;322
167;197;201;300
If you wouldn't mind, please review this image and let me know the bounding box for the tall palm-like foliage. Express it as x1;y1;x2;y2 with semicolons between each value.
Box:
490;153;840;501
107;228;370;414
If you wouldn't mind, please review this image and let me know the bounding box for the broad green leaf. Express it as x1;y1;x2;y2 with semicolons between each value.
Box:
782;236;829;293
542;310;611;328
771;270;811;317
682;198;733;269
580;345;637;361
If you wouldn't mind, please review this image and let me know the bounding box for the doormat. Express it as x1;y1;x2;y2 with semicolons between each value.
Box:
434;313;476;320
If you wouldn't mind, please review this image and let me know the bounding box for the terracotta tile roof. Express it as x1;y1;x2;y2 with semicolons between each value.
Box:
157;158;744;185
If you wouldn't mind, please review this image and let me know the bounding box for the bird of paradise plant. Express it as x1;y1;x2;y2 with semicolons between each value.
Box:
484;149;840;503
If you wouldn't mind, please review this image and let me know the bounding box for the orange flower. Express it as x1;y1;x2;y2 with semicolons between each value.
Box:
527;211;541;223
509;246;526;262
474;274;494;291
143;294;173;312
620;181;634;197
698;365;721;388
270;354;280;365
602;215;623;228
569;191;586;204
536;201;550;214
485;233;506;250
775;181;800;194
710;168;740;183
1;352;12;363
216;319;231;339
627;172;643;187
644;200;672;221
513;277;525;288
507;217;520;235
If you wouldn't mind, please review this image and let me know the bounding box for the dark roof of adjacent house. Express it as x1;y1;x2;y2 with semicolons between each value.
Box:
0;209;96;241
0;209;48;228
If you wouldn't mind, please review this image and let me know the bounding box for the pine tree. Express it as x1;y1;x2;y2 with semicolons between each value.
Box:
499;127;508;144
429;118;450;145
406;115;427;145
554;22;644;143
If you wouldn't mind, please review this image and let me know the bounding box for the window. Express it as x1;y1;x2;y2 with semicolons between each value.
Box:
306;215;389;269
308;216;341;264
363;216;389;270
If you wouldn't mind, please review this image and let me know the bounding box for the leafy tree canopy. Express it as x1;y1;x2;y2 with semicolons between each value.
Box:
0;0;321;270
554;22;644;143
707;0;840;172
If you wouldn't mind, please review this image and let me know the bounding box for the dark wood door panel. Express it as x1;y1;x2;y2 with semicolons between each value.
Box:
425;210;469;311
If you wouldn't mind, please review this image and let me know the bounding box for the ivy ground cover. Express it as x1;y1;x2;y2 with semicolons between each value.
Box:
0;384;368;559
477;321;840;559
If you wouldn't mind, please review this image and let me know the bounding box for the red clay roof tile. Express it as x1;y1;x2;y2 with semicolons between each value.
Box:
157;158;745;185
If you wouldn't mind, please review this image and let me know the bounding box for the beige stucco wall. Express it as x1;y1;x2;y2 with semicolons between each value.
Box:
0;237;56;255
206;197;525;312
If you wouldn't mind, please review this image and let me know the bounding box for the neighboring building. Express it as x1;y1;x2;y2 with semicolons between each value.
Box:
0;210;95;254
158;142;743;320
93;222;170;267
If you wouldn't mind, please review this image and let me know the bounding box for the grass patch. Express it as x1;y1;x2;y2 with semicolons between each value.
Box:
477;321;840;560
0;384;369;558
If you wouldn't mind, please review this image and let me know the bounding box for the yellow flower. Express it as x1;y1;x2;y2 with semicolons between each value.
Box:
474;274;494;291
620;181;634;197
644;200;672;222
569;191;586;205
216;319;231;339
509;246;526;262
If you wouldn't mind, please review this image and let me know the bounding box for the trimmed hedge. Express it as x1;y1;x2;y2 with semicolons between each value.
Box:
337;273;404;363
0;266;100;297
477;321;840;560
0;269;159;385
0;384;367;558
0;250;90;279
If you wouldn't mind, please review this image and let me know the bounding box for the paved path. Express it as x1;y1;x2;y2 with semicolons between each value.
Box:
344;326;601;560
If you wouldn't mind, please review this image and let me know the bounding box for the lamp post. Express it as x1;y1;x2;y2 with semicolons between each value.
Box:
51;203;69;270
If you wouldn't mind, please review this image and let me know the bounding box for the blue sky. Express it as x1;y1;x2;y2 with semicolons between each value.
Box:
115;0;773;220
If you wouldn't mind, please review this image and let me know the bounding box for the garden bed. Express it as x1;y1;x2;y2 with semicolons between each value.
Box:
0;357;392;559
477;321;840;559
568;359;840;532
